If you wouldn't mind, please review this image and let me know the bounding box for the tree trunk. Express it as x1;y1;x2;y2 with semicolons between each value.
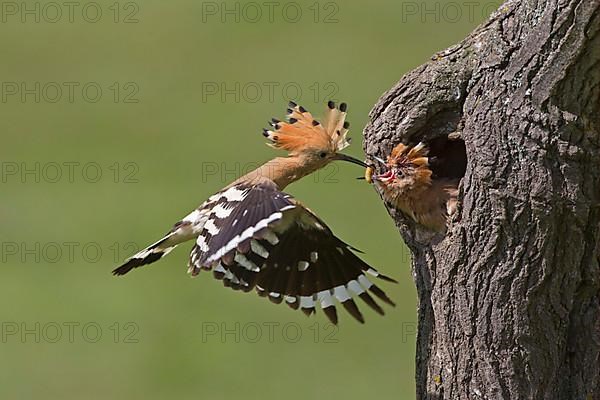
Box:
363;1;600;399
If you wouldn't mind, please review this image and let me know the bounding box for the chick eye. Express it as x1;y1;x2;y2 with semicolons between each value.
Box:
319;152;327;158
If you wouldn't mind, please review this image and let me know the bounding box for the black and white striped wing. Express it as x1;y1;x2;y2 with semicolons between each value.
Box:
188;183;295;272
188;182;396;324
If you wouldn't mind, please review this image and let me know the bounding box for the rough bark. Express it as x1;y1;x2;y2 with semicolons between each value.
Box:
363;1;600;399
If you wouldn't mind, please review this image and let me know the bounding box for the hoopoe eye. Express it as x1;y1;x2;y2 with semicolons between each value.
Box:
319;152;327;158
393;167;405;177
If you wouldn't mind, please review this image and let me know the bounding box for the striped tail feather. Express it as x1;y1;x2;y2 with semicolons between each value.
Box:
113;201;214;276
112;235;176;276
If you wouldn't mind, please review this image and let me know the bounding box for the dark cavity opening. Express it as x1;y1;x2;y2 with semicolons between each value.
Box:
427;134;467;181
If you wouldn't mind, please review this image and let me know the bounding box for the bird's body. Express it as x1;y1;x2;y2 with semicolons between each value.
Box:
370;141;462;232
114;101;396;324
386;177;459;232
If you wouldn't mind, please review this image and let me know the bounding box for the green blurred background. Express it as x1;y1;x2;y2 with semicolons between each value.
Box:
0;1;497;398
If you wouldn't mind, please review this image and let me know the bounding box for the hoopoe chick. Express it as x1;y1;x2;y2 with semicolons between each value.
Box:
369;142;460;232
113;101;396;325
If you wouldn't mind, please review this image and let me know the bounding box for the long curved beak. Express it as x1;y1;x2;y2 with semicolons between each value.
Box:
332;153;368;167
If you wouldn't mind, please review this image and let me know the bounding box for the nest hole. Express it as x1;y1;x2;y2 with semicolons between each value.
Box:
426;134;467;181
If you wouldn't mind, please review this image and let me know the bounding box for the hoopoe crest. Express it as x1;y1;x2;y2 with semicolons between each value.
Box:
114;101;396;325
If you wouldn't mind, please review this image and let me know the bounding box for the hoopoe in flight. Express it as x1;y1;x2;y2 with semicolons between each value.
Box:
366;137;465;232
114;101;396;324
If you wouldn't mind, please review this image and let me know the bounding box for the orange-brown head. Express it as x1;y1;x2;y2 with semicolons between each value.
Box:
263;101;366;172
371;142;433;196
366;141;461;232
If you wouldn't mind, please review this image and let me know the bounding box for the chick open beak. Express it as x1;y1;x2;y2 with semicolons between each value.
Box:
372;170;395;183
331;153;368;167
